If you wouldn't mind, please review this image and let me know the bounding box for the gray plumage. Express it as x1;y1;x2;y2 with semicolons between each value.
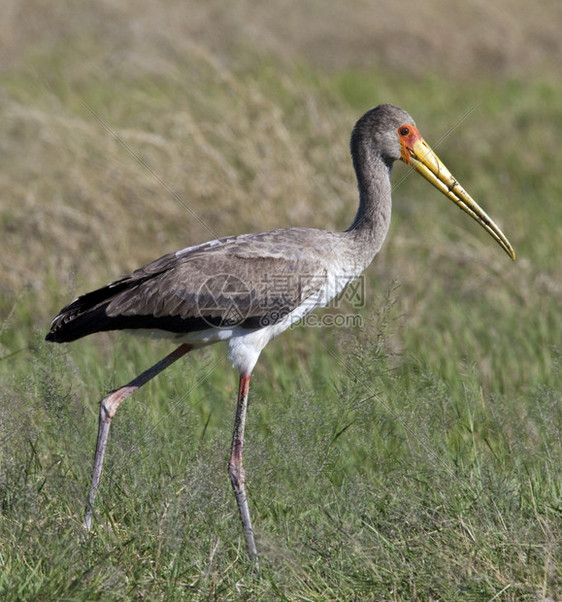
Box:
46;105;415;346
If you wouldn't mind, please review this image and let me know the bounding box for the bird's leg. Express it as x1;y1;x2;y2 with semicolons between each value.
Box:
228;373;259;568
83;343;192;530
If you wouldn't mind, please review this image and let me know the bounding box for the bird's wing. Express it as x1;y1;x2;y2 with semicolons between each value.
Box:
107;229;328;326
46;229;331;341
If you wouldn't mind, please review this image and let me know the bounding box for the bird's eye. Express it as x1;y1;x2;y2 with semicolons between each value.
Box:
399;127;410;136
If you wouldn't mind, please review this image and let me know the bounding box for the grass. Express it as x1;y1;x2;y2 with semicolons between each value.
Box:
1;1;561;599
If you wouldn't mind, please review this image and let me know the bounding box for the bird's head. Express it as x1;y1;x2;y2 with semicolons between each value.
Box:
354;104;515;259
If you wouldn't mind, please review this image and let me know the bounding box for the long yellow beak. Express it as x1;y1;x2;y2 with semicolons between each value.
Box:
399;126;515;260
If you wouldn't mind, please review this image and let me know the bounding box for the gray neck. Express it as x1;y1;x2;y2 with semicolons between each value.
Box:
346;142;393;258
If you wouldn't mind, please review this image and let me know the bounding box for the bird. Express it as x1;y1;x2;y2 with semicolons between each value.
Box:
46;104;515;567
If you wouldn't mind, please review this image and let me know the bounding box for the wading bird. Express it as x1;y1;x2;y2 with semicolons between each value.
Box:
46;104;515;566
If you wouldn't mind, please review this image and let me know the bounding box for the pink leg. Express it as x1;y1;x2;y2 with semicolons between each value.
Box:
84;344;192;530
228;374;259;567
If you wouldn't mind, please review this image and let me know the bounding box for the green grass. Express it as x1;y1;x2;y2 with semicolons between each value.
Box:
1;1;561;599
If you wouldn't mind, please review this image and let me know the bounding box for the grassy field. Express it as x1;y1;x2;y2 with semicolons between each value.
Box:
1;1;561;599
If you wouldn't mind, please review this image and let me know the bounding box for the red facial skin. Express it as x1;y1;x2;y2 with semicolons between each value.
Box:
397;124;423;164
